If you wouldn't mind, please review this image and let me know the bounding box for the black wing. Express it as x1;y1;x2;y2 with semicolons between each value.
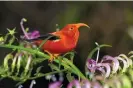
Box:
25;34;60;42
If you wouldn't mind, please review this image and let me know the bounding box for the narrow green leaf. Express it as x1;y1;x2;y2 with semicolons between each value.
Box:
34;66;43;76
16;54;22;75
49;64;60;71
66;72;74;82
4;54;13;71
9;36;15;45
4;34;9;43
27;68;33;78
121;75;131;88
15;80;26;87
0;44;49;58
33;58;47;65
129;69;133;82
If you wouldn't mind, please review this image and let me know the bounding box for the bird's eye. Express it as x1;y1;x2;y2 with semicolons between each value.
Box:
70;27;74;30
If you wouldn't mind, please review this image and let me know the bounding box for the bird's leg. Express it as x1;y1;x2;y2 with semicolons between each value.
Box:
44;50;59;62
51;54;59;62
44;50;54;62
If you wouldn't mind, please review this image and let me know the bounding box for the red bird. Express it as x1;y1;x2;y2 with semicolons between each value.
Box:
34;23;89;62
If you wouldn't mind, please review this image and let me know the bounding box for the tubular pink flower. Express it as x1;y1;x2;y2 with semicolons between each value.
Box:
86;59;97;73
97;63;111;78
81;80;91;88
115;56;128;72
92;81;103;88
67;80;81;88
101;55;119;73
20;18;30;39
21;30;40;40
20;18;40;40
119;54;130;67
49;81;62;88
96;67;106;75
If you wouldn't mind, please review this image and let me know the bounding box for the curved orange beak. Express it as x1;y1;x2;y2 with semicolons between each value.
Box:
75;23;90;29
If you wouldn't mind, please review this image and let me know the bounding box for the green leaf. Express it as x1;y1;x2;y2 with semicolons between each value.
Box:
4;54;13;71
115;80;121;88
121;75;131;88
0;36;4;42
7;28;16;36
0;44;49;58
15;80;26;87
128;69;133;82
4;34;9;43
27;68;33;78
33;58;47;65
24;55;32;76
49;64;60;71
69;52;75;62
9;35;15;45
16;54;22;75
66;72;75;82
34;66;43;76
11;53;18;73
0;66;7;75
29;69;68;80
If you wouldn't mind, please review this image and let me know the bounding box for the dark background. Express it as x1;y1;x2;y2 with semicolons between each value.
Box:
0;1;133;88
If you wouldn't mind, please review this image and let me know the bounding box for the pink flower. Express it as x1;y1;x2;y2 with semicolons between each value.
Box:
21;30;40;40
49;81;62;88
20;18;40;40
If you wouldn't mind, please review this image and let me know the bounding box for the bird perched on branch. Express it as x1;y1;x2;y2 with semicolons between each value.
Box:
32;23;90;62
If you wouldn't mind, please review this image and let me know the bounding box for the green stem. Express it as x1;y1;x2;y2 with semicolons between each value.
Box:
87;44;112;58
29;69;68;80
0;44;86;80
0;44;49;58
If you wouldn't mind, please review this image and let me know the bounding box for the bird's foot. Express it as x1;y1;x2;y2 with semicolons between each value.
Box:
48;54;59;62
44;50;59;62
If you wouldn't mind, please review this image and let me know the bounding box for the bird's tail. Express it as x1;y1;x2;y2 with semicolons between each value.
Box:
24;34;60;42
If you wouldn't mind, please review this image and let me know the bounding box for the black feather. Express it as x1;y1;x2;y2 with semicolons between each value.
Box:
25;34;60;42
